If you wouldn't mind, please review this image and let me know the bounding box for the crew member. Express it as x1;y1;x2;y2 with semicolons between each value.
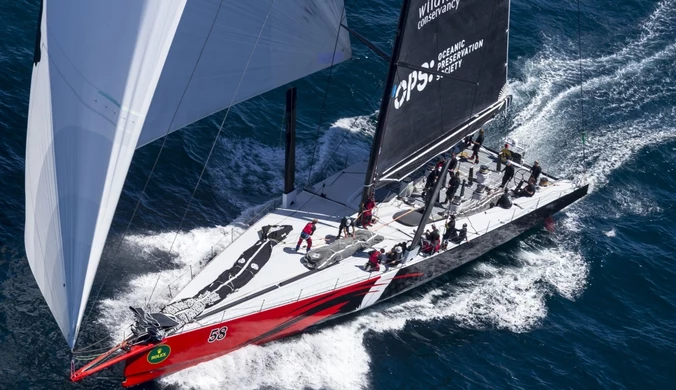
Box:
499;143;512;163
361;197;376;228
295;219;318;252
422;225;441;254
338;216;355;238
422;168;439;199
515;178;536;198
364;249;381;272
496;187;513;209
441;171;461;205
425;224;441;243
452;223;468;243
501;160;515;188
377;248;387;263
470;129;485;164
384;245;403;266
448;152;458;172
529;161;542;182
443;215;457;240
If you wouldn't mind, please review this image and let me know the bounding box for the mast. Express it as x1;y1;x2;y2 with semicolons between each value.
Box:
283;87;297;207
410;157;453;250
360;0;412;207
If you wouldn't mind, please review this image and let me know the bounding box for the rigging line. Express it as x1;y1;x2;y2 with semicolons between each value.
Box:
577;0;587;176
317;80;384;177
210;200;277;250
304;4;347;187
148;0;278;305
78;0;230;341
72;330;119;353
340;23;390;62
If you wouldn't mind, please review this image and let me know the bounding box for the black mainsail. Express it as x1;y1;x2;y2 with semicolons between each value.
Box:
364;0;511;195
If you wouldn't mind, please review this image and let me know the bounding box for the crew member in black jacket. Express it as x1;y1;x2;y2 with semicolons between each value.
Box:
501;160;515;188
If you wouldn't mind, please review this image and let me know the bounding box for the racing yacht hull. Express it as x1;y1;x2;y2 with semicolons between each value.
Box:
120;184;589;387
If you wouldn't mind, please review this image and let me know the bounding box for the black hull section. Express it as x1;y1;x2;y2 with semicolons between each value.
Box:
377;184;589;302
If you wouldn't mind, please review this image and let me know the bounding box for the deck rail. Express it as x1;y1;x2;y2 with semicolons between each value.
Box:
154;176;583;340
169;179;580;334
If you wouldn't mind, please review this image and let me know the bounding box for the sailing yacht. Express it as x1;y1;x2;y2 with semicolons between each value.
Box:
24;0;588;387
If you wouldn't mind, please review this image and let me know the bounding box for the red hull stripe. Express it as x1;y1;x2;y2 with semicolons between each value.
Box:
393;272;424;279
122;277;379;387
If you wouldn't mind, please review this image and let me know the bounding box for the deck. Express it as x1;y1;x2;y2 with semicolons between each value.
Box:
168;148;581;333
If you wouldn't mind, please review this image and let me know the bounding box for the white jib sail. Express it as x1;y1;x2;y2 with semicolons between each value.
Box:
24;0;351;349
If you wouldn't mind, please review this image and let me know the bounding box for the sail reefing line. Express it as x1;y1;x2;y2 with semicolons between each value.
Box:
25;0;351;349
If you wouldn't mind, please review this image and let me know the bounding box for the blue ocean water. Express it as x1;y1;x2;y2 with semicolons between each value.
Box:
1;0;675;389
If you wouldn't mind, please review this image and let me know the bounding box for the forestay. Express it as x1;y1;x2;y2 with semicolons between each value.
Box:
24;0;351;349
375;0;511;182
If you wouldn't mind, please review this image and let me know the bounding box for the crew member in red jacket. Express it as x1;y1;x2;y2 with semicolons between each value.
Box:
296;219;318;252
361;197;376;228
364;249;381;272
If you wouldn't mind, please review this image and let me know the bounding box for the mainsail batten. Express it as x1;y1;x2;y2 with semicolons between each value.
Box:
24;0;351;348
371;0;511;183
